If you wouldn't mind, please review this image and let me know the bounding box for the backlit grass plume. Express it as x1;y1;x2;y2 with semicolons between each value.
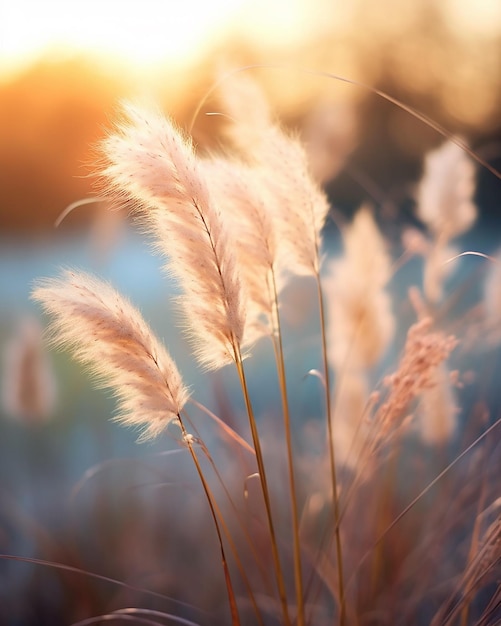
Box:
32;269;189;440
252;124;330;278
220;76;329;278
200;155;283;347
101;104;245;370
415;139;477;304
326;205;394;372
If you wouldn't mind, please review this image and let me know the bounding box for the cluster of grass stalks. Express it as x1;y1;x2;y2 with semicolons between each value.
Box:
19;75;501;625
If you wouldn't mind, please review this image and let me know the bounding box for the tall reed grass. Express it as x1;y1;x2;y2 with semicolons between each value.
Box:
24;75;501;625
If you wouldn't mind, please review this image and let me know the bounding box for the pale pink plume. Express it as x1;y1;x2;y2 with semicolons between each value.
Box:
2;315;56;423
100;104;245;369
416;139;477;241
253;124;331;277
325;207;395;371
32;270;189;440
375;318;457;449
220;76;330;277
200;155;284;347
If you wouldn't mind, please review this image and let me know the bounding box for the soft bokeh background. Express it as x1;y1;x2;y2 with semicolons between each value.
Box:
1;0;501;622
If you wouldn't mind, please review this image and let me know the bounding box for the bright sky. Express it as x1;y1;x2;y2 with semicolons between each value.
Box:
1;0;499;82
0;0;317;80
0;0;237;76
443;0;501;37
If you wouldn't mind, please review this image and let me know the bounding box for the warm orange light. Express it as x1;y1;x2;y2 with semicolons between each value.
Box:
442;0;501;38
0;0;249;78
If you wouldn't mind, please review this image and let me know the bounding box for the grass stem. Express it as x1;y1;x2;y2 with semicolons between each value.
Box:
316;274;346;626
271;270;306;626
177;417;241;626
233;344;292;626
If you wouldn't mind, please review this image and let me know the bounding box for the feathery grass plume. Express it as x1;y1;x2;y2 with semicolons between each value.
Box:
2;315;56;423
373;317;458;451
100;103;245;370
200;155;284;347
221;75;330;278
326;206;395;371
415;139;477;304
32;270;189;440
235;108;347;623
416;139;477;241
252;123;330;277
224;102;349;619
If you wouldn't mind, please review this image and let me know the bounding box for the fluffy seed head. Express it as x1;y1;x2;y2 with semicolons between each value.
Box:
374;318;458;448
32;270;189;440
100;104;245;369
255;125;330;277
416;139;477;241
201;155;285;346
326;207;395;370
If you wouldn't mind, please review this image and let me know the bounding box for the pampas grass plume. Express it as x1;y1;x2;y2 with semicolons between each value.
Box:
255;124;330;277
416;139;477;241
32;270;189;440
101;104;245;370
326;206;395;371
201;155;283;347
376;318;457;446
2;315;56;423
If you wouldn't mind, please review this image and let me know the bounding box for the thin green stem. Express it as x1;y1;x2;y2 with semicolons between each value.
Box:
316;274;346;626
271;270;305;626
233;344;292;626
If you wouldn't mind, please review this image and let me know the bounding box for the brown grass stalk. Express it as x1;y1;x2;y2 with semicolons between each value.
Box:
232;344;292;626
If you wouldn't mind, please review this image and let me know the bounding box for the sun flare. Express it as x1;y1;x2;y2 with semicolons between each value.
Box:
0;0;250;78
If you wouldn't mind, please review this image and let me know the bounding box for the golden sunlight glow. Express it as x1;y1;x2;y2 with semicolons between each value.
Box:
0;0;250;78
443;0;501;37
0;0;337;81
